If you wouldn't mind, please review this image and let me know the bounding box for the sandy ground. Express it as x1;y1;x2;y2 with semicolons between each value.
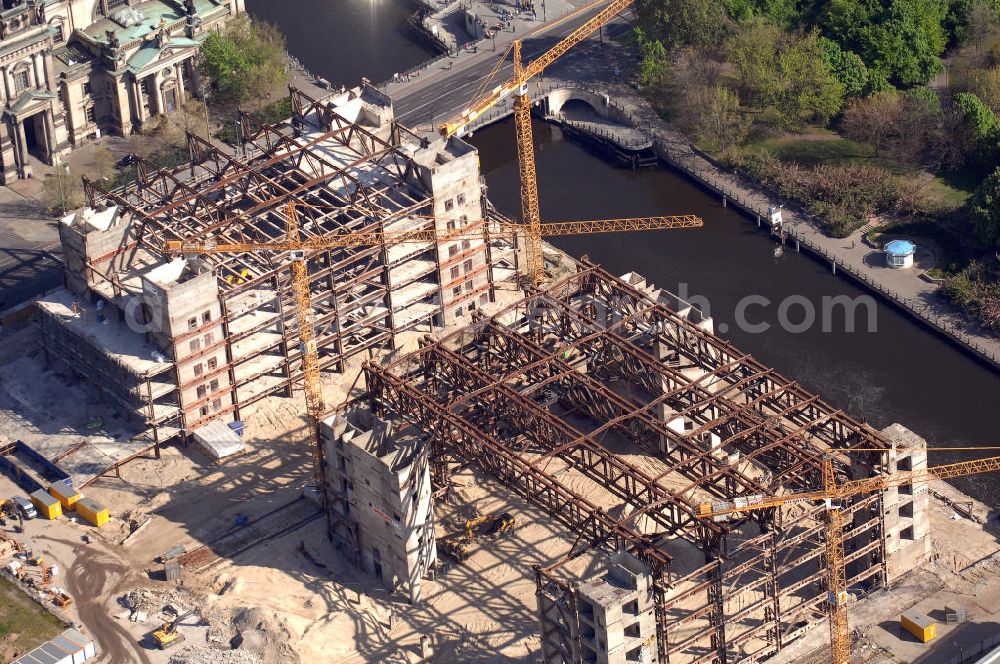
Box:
1;286;998;663
769;481;1000;664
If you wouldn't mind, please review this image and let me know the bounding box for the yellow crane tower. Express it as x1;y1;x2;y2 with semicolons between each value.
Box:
700;446;1000;664
164;202;703;484
440;0;644;285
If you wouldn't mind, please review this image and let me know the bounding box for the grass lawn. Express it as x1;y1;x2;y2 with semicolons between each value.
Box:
925;175;974;210
0;575;66;659
748;130;876;165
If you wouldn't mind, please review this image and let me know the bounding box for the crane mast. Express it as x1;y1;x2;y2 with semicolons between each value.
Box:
703;449;1000;664
513;40;544;286
164;206;703;488
284;202;326;489
440;0;643;286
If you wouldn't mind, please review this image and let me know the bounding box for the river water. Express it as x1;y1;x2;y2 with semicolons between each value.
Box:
244;0;435;87
249;3;1000;504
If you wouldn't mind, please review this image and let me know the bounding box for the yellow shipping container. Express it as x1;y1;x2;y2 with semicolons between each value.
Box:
29;489;62;520
901;610;936;643
48;483;80;510
75;498;108;528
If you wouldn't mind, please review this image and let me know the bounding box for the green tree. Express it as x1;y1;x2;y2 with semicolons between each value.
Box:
691;85;751;149
636;0;728;48
42;163;83;215
200;15;287;107
773;30;846;128
821;0;949;86
968;166;1000;248
727;20;785;104
728;23;844;129
635;27;670;87
952;91;1000;165
819;37;873;96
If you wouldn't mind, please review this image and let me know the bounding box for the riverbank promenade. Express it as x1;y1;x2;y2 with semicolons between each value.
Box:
601;85;1000;369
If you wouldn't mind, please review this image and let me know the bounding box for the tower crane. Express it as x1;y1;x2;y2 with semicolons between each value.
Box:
440;0;646;285
699;447;1000;664
164;203;702;488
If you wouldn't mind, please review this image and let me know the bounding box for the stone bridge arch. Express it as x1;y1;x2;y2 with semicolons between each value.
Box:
545;88;611;118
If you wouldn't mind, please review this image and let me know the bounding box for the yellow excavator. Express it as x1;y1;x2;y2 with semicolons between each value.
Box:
439;512;517;563
465;512;516;539
150;608;197;649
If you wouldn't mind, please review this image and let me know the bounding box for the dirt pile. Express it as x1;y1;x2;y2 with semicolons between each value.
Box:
167;605;301;664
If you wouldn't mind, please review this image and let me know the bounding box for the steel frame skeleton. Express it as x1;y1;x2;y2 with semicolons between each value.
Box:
345;260;892;663
73;84;513;432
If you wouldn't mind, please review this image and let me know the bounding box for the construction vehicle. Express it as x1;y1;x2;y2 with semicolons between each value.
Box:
440;0;645;285
50;589;73;609
164;204;702;490
150;608;197;650
699;446;1000;664
0;498;24;532
438;535;472;563
466;512;516;539
439;512;516;563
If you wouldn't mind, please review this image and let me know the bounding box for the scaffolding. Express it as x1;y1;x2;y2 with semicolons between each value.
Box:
343;259;895;663
58;83;516;435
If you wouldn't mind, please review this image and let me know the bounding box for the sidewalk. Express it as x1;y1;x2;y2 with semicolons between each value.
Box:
583;82;1000;369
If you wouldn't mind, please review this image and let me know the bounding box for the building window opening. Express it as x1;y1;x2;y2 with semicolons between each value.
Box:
207;357;217;370
13;69;29;92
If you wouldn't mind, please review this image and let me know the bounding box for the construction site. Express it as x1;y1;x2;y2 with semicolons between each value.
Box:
2;1;1000;662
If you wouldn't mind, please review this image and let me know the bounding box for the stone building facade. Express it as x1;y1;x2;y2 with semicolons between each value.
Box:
0;0;242;183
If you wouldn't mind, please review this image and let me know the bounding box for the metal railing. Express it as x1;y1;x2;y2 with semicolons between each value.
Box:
659;146;1000;369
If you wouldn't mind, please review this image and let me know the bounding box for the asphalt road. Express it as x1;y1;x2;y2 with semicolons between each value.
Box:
392;9;634;132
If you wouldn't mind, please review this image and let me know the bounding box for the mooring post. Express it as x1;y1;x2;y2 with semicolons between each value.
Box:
722;196;727;208
832;260;837;274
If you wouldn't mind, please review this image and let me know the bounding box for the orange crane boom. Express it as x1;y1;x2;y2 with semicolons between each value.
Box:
438;0;659;286
164;206;703;488
162;215;703;254
440;0;636;137
701;449;1000;664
